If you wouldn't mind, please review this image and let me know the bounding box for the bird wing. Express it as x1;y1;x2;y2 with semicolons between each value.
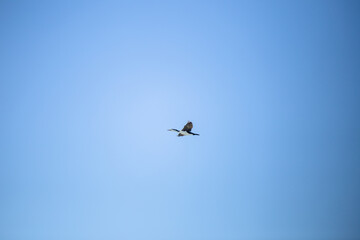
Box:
182;121;193;132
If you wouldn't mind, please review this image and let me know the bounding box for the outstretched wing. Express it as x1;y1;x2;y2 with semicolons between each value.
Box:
182;121;193;132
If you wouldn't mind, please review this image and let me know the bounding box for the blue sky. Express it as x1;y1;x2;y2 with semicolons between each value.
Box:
1;1;360;239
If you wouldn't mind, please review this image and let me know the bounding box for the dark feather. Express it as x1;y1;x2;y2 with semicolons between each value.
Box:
168;129;179;132
188;131;199;136
182;121;193;132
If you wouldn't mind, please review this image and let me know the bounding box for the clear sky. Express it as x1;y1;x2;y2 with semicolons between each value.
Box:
1;1;360;239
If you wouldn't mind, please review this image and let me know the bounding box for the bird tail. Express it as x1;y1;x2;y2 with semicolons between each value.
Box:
189;132;199;136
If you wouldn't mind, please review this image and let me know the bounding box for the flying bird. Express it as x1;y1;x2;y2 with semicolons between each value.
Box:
168;121;200;137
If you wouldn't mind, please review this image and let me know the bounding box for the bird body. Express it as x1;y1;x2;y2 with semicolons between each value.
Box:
168;121;199;137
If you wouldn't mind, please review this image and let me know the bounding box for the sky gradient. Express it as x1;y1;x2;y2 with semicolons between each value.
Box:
1;1;360;239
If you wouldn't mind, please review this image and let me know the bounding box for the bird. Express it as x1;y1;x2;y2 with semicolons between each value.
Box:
168;121;200;137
